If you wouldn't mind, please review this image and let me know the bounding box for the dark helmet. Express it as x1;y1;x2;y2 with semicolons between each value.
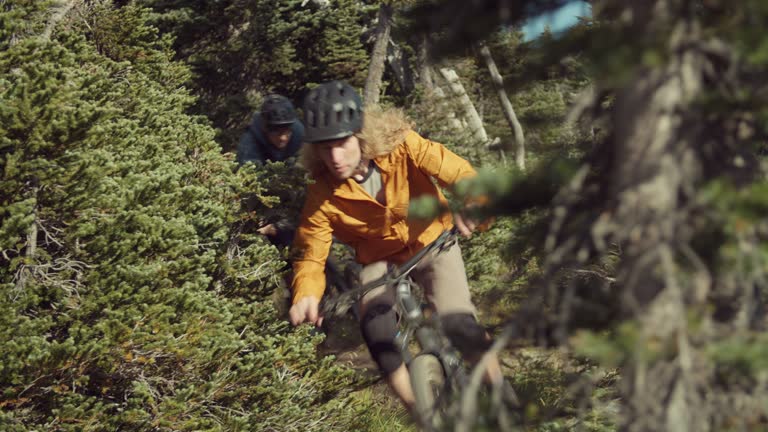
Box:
260;94;297;127
302;80;363;142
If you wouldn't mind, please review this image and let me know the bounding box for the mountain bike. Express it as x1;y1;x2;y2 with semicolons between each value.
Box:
321;228;509;429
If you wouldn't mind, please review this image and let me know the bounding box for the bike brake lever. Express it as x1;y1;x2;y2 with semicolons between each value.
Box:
438;227;460;252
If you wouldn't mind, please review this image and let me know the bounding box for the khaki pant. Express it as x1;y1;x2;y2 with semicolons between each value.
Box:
358;242;477;317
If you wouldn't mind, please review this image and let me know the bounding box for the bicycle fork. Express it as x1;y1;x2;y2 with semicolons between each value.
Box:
395;280;463;376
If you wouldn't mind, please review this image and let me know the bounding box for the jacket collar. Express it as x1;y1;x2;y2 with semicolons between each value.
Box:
373;153;392;173
323;161;386;203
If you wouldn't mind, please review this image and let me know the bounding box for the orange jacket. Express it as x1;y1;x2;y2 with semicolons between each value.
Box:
290;130;476;304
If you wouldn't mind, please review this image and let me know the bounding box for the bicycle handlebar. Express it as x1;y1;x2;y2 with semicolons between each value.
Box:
320;227;459;318
360;227;459;292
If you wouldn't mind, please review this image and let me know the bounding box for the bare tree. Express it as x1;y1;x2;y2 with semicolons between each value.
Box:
431;75;465;132
43;0;77;40
363;3;393;106
386;39;415;95
416;34;435;91
413;36;464;133
438;67;489;144
478;43;525;170
15;0;80;293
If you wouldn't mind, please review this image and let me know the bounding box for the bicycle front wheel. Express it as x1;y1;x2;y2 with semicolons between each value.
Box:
410;354;446;428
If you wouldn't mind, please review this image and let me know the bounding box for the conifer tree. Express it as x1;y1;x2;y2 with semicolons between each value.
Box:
407;0;768;429
0;2;373;430
134;0;371;148
317;0;371;88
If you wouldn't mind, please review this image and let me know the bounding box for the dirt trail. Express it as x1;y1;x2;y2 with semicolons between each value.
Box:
319;313;379;373
319;311;513;376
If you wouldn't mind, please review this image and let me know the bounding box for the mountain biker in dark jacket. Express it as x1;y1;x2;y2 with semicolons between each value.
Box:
237;94;305;246
288;81;503;412
237;94;305;166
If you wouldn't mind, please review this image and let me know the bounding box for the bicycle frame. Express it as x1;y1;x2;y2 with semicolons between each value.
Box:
393;274;465;381
320;227;469;366
361;228;468;386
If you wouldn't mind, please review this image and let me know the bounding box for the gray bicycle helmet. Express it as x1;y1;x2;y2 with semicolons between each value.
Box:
261;94;297;126
302;81;363;142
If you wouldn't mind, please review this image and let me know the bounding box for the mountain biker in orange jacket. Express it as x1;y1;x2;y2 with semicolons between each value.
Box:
288;80;502;411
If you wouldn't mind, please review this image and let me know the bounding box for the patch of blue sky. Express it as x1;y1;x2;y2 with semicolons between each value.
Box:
522;1;591;41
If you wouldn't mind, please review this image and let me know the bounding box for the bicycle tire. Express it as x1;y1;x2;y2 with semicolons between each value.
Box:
410;354;446;428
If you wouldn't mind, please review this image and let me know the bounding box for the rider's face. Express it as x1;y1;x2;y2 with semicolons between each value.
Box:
265;125;293;150
316;135;362;180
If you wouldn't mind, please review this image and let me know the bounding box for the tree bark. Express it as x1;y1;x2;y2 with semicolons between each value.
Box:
43;0;77;41
416;34;434;91
478;43;525;170
363;3;393;106
387;39;415;96
431;77;464;132
606;12;711;432
14;185;38;295
438;67;489;144
534;1;766;429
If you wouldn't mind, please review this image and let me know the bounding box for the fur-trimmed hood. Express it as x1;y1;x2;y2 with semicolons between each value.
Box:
300;105;414;174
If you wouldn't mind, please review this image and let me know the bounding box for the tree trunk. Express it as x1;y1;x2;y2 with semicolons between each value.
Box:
416;34;434;91
478;43;525;170
607;13;712;432
43;0;77;40
414;36;463;135
387;39;415;96
363;3;393;106
438;67;489;144
431;78;464;132
14;185;38;295
535;1;766;429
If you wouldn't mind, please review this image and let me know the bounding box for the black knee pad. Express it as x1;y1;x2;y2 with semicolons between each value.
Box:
360;304;402;374
441;313;492;357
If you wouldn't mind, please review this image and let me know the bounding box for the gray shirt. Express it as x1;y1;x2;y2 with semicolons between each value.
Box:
356;161;385;205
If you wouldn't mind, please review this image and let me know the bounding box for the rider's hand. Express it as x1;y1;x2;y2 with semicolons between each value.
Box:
257;223;278;237
453;212;478;238
289;296;323;327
